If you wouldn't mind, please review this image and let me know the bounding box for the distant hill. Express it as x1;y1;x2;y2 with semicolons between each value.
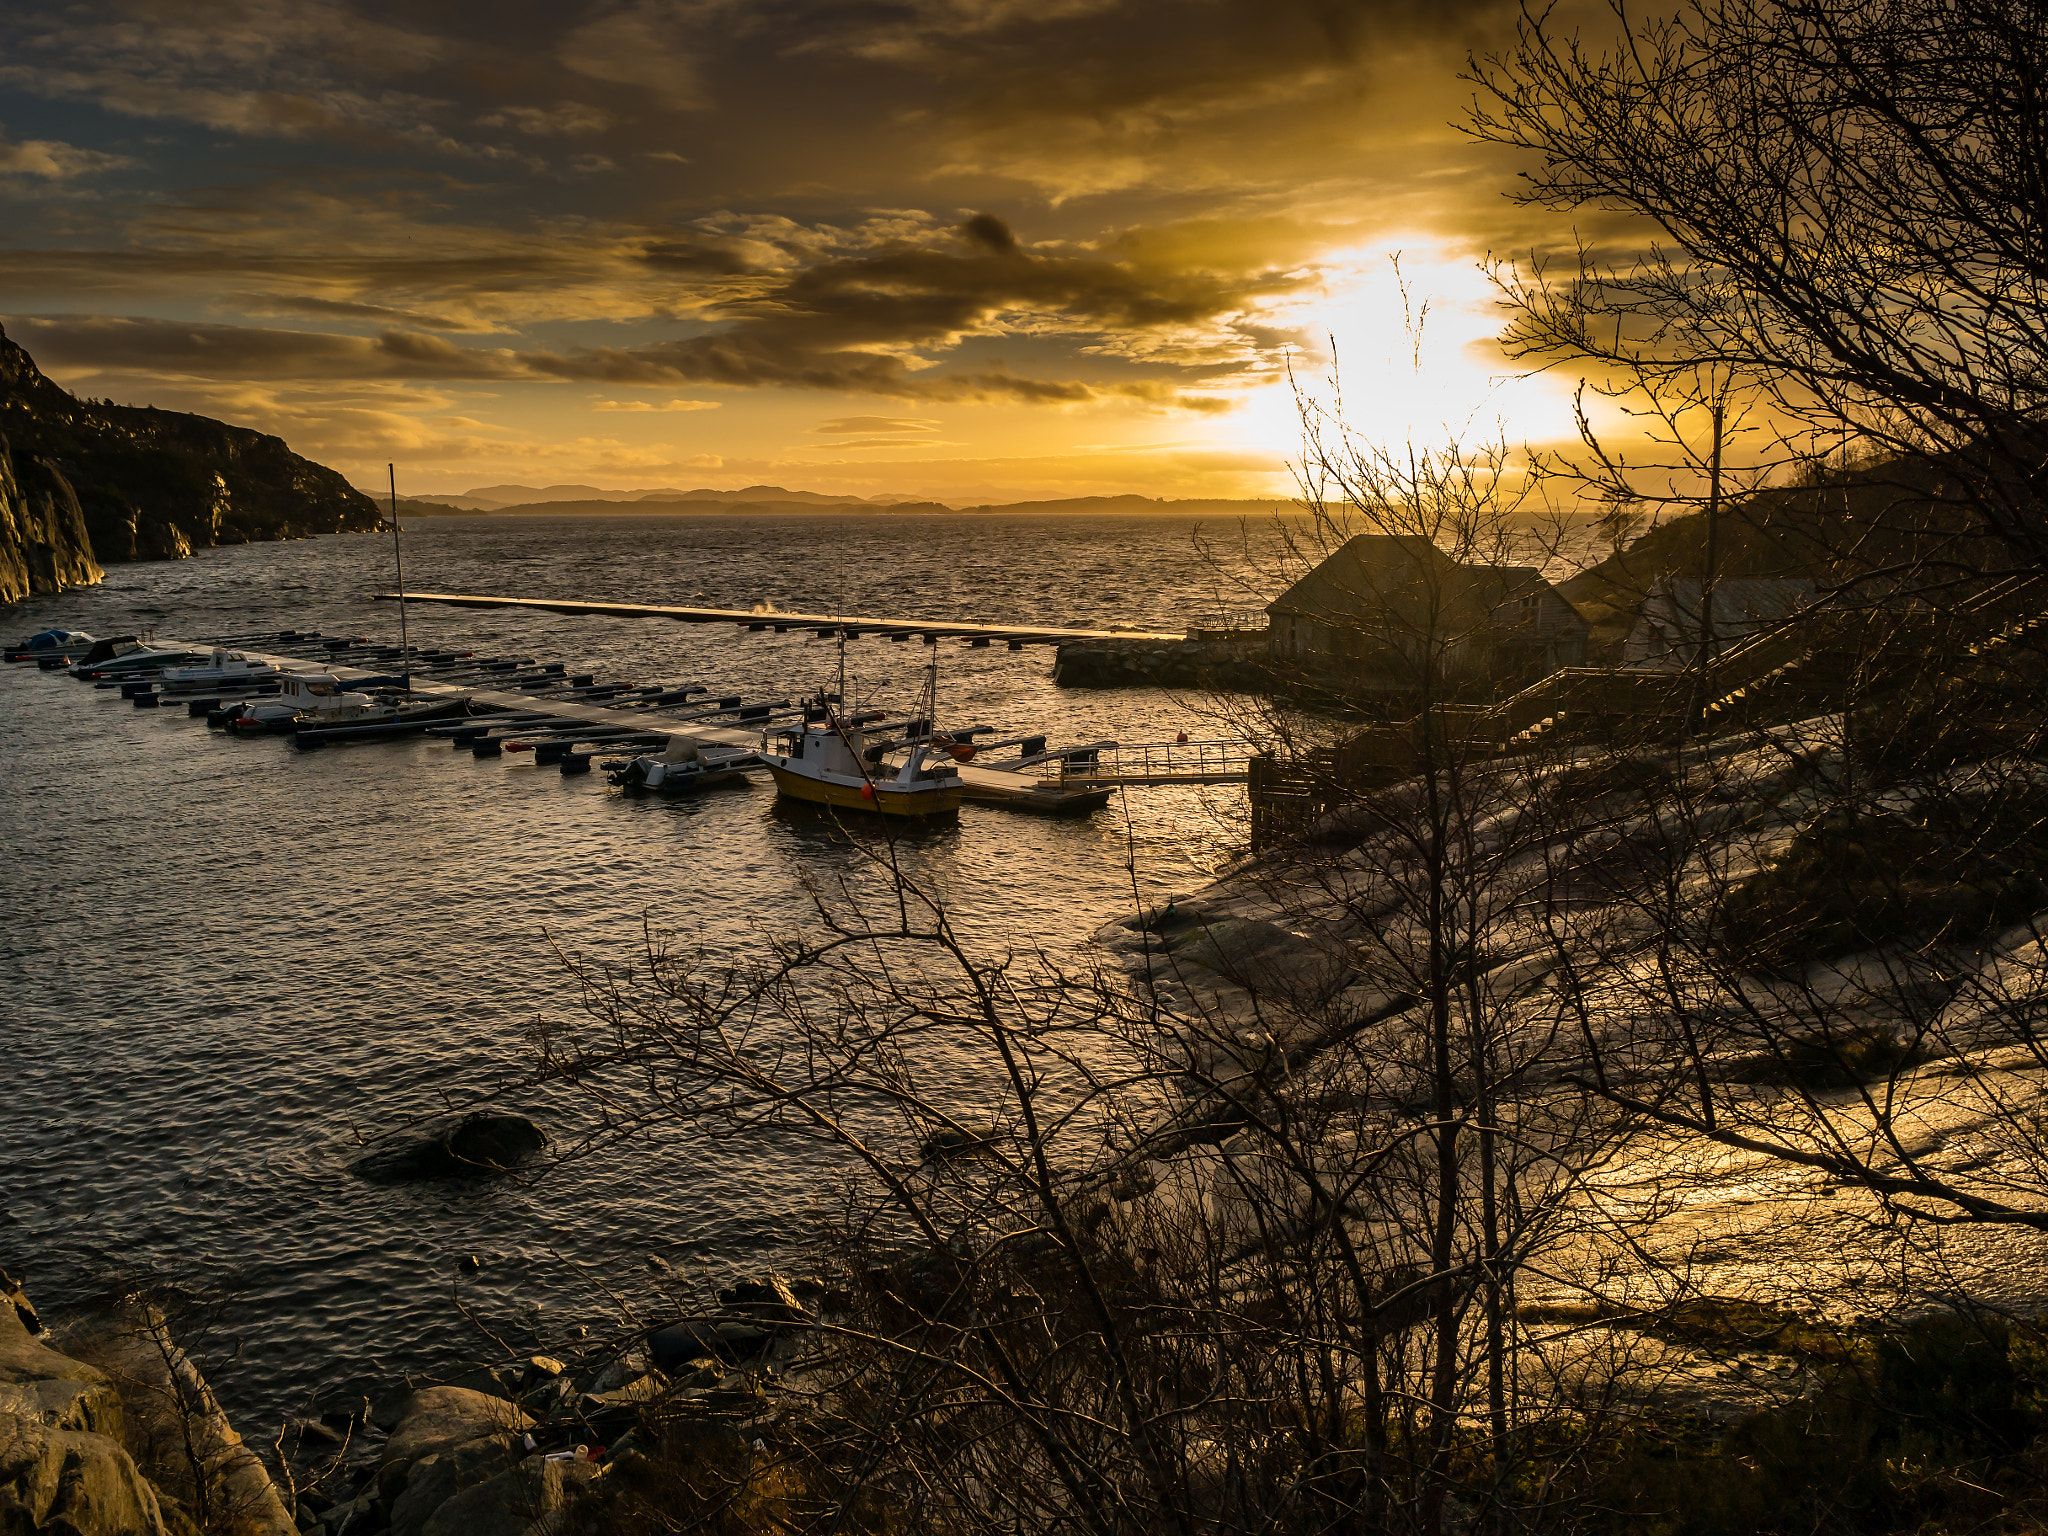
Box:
421;482;923;509
0;321;378;601
408;488;1300;518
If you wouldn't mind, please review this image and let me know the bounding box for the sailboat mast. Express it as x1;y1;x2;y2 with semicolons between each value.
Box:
388;463;411;692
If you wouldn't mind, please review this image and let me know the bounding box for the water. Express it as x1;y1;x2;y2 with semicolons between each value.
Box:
0;513;1264;1434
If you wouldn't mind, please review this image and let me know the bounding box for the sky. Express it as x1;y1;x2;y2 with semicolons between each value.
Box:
0;0;1610;503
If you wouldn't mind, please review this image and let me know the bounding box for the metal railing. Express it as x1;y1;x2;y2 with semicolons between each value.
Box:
1042;738;1255;786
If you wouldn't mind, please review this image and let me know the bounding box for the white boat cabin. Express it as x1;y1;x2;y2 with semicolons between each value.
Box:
158;648;280;685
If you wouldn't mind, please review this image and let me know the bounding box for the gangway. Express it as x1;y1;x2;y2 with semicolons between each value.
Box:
1039;738;1253;787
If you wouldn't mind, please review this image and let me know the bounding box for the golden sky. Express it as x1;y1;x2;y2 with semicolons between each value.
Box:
0;0;1608;502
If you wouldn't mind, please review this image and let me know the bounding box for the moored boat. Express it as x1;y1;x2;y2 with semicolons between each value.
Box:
228;672;469;736
762;644;964;817
68;637;209;679
5;628;93;663
156;648;281;691
604;738;758;794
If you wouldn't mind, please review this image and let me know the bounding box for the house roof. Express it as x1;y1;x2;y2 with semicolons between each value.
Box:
1267;534;1571;635
1634;577;1815;647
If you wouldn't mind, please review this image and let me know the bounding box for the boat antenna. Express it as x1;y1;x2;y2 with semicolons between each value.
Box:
388;462;411;693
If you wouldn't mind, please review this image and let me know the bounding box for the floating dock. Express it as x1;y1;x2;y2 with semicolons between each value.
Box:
53;627;1248;821
374;592;1180;647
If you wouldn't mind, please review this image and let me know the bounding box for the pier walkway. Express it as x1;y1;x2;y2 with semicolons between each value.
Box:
375;592;1181;646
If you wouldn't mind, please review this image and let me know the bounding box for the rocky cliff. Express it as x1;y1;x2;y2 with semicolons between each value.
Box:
0;438;101;605
0;321;378;601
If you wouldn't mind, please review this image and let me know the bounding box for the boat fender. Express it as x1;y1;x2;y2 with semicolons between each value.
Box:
860;782;875;800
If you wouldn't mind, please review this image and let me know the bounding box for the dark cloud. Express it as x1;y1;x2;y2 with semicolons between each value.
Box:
960;213;1017;257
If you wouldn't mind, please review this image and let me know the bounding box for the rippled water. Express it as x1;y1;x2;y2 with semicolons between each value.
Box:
0;513;1267;1433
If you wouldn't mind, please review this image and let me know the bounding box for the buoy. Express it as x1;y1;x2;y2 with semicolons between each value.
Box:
860;783;875;800
1176;730;1189;743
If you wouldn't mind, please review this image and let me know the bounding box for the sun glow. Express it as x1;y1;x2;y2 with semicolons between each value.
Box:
1223;244;1584;478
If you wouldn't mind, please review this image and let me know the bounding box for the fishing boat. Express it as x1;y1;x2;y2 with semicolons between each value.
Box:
5;628;92;663
155;649;281;691
604;738;759;794
761;640;963;817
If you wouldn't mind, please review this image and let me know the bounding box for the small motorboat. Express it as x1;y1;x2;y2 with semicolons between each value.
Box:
156;648;281;691
69;636;207;679
604;738;758;794
228;672;468;736
5;628;93;663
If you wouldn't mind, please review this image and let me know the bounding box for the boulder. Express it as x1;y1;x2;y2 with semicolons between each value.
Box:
0;1296;122;1438
716;1275;811;1325
377;1389;531;1500
0;1410;170;1535
586;1355;647;1396
385;1433;517;1536
349;1114;547;1184
578;1372;667;1417
647;1318;776;1375
419;1455;564;1536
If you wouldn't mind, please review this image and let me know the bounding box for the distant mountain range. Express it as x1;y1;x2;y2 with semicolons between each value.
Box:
412;483;930;510
401;485;1292;518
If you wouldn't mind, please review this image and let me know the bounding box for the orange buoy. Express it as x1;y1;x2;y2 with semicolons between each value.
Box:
860;783;875;799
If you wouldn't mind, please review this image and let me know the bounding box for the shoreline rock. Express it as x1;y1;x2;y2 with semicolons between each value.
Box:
349;1113;547;1184
1052;635;1269;691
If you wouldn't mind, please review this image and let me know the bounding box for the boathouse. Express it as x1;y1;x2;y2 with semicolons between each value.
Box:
1265;534;1588;690
1622;577;1815;669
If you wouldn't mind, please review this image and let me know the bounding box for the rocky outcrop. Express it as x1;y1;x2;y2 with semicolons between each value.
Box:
0;1415;173;1536
0;436;101;605
349;1113;548;1184
0;320;378;594
1053;636;1270;691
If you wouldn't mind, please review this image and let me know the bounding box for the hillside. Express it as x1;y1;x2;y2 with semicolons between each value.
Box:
0;321;378;601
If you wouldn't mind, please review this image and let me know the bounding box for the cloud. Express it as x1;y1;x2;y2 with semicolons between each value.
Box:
809;415;941;434
589;397;722;411
0;132;130;180
479;102;612;136
558;3;713;109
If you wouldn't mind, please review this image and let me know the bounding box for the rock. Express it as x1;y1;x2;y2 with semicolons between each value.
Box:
376;1389;531;1500
0;1271;42;1337
1052;635;1269;691
578;1372;667;1416
716;1275;811;1325
714;1322;772;1354
419;1455;563;1536
0;1411;170;1535
586;1355;647;1396
0;1295;122;1438
647;1321;721;1373
385;1433;517;1536
349;1114;548;1184
517;1358;565;1391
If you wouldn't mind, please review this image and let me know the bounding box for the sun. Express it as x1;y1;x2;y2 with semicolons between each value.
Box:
1221;242;1584;475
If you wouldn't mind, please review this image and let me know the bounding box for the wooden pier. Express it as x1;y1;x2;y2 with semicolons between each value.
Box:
374;592;1180;646
68;626;1248;819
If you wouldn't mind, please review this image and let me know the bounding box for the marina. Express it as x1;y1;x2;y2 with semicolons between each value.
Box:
23;621;1252;820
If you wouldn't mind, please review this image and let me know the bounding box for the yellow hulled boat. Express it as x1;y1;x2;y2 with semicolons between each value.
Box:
764;711;964;817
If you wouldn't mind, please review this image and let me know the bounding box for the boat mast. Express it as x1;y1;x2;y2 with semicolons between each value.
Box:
388;463;411;693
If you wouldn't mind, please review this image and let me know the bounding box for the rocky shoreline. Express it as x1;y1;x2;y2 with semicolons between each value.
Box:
2;1260;828;1536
